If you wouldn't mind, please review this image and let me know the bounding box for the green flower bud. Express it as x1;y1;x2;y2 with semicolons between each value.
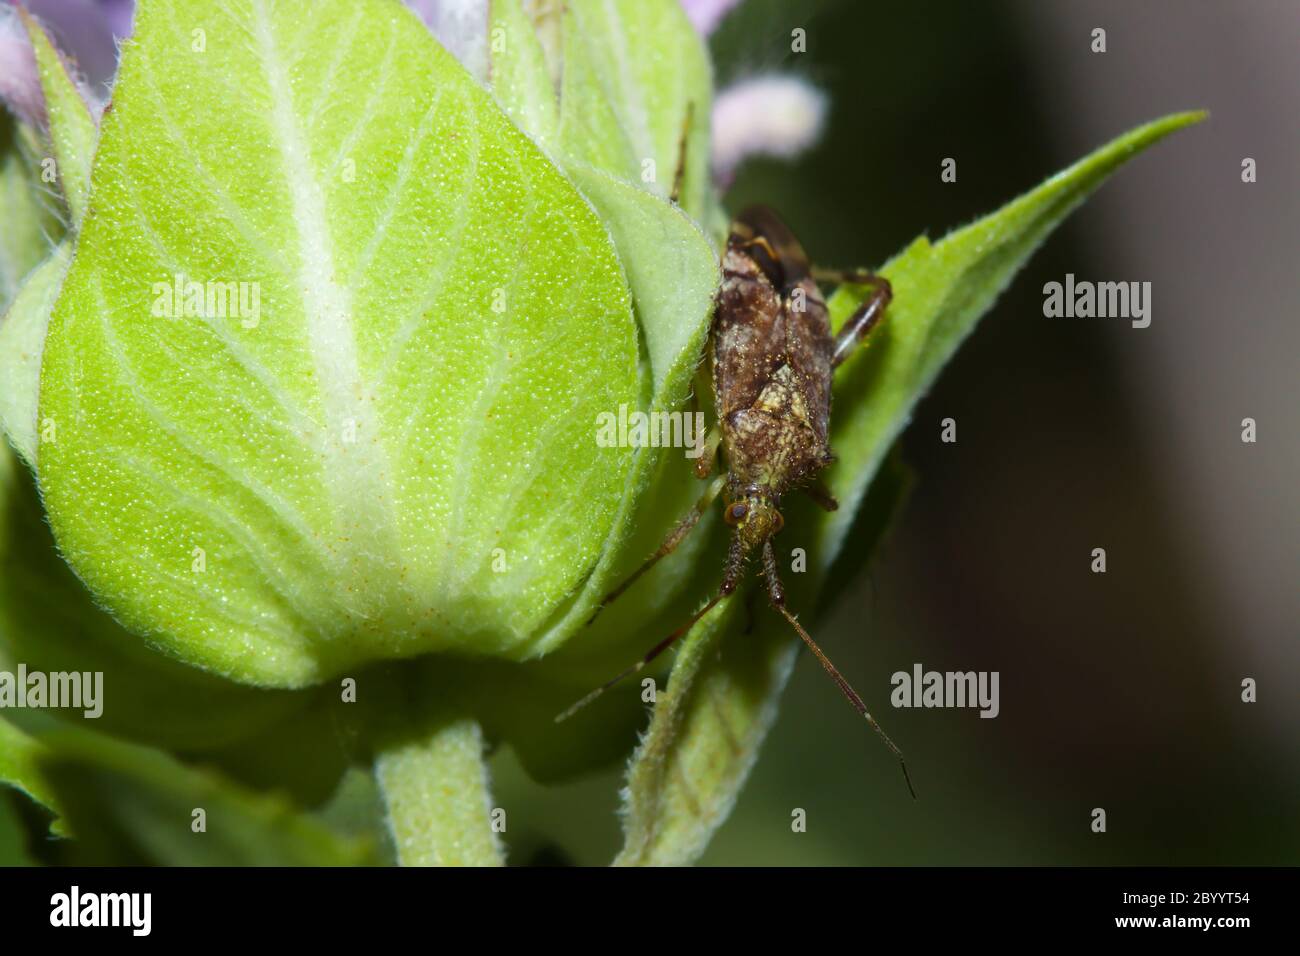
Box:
30;0;715;688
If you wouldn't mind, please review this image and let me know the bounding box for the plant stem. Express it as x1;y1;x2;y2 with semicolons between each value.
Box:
373;703;504;867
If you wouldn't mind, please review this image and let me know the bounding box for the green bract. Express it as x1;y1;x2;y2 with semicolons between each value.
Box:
0;112;61;307
21;7;97;225
37;0;646;685
0;10;91;466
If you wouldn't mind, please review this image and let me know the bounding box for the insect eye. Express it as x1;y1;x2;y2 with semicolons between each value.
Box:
724;502;749;525
771;511;784;533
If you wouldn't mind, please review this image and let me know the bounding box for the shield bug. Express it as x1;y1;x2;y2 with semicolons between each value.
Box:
560;205;913;798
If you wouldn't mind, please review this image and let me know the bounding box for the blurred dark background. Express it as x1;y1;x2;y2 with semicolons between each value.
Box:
495;0;1299;865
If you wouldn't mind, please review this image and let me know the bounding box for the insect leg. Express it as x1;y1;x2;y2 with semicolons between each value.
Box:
803;480;839;512
556;590;727;723
831;275;892;368
762;540;917;798
813;266;885;285
562;530;786;721
585;473;727;625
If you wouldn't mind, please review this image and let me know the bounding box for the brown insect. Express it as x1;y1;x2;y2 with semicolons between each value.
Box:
559;205;913;798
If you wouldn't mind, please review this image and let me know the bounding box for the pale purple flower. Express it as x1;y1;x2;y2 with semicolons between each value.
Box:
680;0;744;36
0;2;103;126
0;6;44;128
3;0;121;92
678;1;831;183
405;0;489;82
710;74;828;185
99;0;134;39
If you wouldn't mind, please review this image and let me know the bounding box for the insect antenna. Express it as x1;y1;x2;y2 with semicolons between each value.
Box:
773;603;917;799
555;591;726;724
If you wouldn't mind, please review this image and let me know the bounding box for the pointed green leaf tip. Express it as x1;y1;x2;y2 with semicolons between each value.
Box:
36;0;641;686
615;111;1206;866
19;8;97;224
821;110;1207;578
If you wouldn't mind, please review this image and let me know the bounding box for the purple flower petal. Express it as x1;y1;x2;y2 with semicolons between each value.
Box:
8;0;117;90
0;6;45;128
680;0;744;36
711;75;828;185
406;0;489;82
100;0;135;40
